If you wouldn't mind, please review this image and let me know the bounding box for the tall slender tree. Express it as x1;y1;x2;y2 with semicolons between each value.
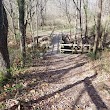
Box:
65;0;72;36
83;0;88;41
18;0;27;67
72;0;83;41
0;0;11;79
9;0;17;43
93;0;103;56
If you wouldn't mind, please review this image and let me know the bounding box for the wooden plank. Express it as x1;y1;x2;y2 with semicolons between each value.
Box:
83;45;91;48
59;43;93;53
60;44;91;47
60;50;83;54
83;44;91;46
72;44;78;47
60;44;73;46
60;48;91;53
72;50;82;52
61;49;72;51
60;49;82;52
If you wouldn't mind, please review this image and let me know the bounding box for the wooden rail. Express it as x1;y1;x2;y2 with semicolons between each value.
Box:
59;43;92;53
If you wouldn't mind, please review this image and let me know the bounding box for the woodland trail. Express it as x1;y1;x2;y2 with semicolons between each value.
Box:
46;34;61;55
6;35;110;110
32;35;110;110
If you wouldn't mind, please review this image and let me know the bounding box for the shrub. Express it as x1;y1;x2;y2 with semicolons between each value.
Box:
87;51;101;60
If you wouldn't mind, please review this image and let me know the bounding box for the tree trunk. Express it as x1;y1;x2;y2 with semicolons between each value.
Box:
9;0;17;43
0;0;11;79
83;0;88;42
79;0;83;41
65;0;72;36
40;0;44;29
79;0;83;52
74;0;78;44
93;0;102;56
36;1;39;45
29;0;35;50
18;0;26;67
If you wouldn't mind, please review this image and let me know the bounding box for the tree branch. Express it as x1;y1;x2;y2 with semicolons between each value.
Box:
72;0;80;12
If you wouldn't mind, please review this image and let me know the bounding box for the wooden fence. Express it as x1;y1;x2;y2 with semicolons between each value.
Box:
59;43;93;53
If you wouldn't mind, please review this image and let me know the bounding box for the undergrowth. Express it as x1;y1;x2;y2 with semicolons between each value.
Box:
86;51;101;60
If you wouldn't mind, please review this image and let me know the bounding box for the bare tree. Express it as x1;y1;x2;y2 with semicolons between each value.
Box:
65;0;72;36
93;0;103;56
40;0;48;28
18;0;27;67
28;0;36;48
72;0;83;41
35;0;39;45
9;0;17;42
74;0;79;43
79;0;83;40
83;0;88;42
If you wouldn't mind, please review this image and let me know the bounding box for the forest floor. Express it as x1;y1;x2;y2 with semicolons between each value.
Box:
1;35;110;110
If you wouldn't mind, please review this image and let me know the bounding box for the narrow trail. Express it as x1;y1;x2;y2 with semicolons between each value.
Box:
10;35;110;110
33;35;110;110
46;34;61;55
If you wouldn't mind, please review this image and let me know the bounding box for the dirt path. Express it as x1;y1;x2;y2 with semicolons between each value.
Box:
4;35;110;110
10;52;109;110
11;53;109;110
46;34;61;55
32;54;109;110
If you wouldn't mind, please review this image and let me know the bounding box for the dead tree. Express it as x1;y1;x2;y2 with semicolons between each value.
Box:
0;0;11;79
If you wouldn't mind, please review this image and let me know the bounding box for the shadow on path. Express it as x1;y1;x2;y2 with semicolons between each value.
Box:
17;61;87;92
72;74;108;110
9;73;108;110
21;73;108;110
84;77;108;110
